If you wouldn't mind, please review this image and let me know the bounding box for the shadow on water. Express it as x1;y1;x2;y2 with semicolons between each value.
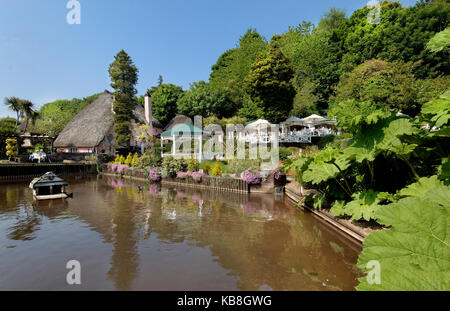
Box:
0;175;362;291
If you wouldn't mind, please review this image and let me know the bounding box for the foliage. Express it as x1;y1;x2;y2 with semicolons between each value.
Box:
211;162;223;177
108;50;139;147
210;29;268;114
148;167;161;182
244;35;296;123
124;153;133;166
357;177;450;290
290;80;320;117
162;156;187;178
242;169;262;185
287;89;449;221
5;138;18;159
330;190;382;221
427;26;450;53
333;1;449;79
134;146;162;169
279;147;293;161
31;94;101;137
0;118;17;135
187;158;200;172
225;159;261;175
151;84;184;125
334;60;419;115
177;81;235;118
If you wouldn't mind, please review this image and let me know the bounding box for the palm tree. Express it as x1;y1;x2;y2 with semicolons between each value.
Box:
4;97;22;127
20;100;38;133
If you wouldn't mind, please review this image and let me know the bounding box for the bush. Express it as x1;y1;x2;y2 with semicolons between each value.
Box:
225;159;261;175
203;162;212;175
211;163;223;176
187;158;200;172
148;167;161;182
134;147;162;169
242;169;262;185
162;156;187;178
279;147;293;161
5;138;17;159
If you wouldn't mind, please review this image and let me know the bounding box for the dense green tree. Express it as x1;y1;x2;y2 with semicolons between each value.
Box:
209;29;268;113
334;59;420;115
177;81;234;118
290;80;320;118
31;94;100;137
243;35;296;123
334;1;449;78
0;117;17;135
108;50;139;147
151;84;184;125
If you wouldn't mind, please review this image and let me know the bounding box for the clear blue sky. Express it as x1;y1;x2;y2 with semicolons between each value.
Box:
0;0;417;118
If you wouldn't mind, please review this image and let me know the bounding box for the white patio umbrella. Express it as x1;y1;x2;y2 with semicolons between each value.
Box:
303;114;326;123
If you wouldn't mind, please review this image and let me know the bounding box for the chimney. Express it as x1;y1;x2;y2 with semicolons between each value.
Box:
144;94;153;132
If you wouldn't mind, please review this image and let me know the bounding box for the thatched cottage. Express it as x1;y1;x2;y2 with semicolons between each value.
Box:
54;90;162;154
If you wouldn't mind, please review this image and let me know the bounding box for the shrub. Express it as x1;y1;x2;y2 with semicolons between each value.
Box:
177;171;191;179
124;153;133;166
191;171;204;182
203;162;212;175
187;158;200;172
5;138;17;160
131;153;138;167
148;167;161;182
242;169;262;185
225;159;261;175
162;156;188;178
211;163;223;176
279;147;293;161
135;148;162;169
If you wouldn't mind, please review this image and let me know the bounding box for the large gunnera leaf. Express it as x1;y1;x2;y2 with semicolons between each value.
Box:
330;190;381;221
357;183;450;291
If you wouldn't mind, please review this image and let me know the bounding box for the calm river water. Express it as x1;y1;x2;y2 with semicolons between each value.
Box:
0;175;361;290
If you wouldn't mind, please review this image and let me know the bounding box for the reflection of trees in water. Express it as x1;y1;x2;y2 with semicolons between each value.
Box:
0;185;42;241
150;187;360;291
1;177;359;290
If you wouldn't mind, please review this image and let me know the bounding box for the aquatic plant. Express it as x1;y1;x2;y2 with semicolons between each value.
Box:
242;169;262;185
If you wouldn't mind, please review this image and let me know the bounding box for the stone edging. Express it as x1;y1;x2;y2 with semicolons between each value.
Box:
285;187;366;244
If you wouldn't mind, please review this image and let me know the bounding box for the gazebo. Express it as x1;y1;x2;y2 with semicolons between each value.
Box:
160;123;209;161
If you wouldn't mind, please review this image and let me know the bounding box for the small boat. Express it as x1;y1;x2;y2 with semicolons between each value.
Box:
29;172;72;201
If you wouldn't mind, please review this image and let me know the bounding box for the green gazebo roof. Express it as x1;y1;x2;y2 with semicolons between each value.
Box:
160;123;207;137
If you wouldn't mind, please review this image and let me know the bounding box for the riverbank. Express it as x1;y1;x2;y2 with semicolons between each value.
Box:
285;180;382;244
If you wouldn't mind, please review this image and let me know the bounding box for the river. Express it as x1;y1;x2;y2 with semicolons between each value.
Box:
0;175;361;290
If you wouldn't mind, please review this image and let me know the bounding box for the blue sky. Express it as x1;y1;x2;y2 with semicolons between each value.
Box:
0;0;417;118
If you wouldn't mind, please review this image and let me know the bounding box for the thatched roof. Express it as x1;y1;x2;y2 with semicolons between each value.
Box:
163;114;193;131
54;90;162;148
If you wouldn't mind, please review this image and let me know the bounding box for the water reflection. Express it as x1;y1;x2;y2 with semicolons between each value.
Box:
0;176;361;290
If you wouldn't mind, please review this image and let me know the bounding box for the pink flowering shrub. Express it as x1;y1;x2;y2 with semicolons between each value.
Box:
242;169;262;185
108;163;118;172
177;171;191;179
191;171;204;182
271;167;282;180
148;167;161;182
